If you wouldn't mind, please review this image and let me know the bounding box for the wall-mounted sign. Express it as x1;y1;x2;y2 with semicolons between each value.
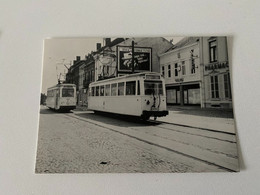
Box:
117;46;152;72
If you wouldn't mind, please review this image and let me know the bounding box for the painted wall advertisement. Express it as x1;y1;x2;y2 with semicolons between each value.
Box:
117;46;152;72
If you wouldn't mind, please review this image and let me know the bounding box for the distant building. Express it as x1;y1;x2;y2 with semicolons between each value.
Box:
159;36;232;108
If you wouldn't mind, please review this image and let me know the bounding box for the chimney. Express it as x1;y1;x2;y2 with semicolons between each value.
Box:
76;56;81;61
97;43;101;50
105;38;111;46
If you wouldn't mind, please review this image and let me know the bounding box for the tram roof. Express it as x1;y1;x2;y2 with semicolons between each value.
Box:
47;83;76;90
91;72;162;85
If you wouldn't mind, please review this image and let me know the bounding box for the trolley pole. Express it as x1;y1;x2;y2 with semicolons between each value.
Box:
132;40;135;74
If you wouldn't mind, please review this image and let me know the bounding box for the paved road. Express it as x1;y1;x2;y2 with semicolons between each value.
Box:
35;106;239;173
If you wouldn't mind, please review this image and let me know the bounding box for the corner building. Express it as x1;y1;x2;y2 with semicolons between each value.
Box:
159;37;232;108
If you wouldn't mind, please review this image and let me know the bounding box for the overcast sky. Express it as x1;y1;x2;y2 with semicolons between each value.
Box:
41;37;183;94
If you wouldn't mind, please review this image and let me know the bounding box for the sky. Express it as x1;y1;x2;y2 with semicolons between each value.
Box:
41;37;183;94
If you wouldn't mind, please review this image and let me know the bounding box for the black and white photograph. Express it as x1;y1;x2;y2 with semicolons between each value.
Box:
35;36;239;173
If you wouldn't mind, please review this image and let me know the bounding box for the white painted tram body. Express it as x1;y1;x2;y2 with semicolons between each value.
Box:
46;83;77;111
88;72;168;120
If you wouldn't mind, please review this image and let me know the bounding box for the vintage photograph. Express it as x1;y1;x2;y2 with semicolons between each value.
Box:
36;37;239;173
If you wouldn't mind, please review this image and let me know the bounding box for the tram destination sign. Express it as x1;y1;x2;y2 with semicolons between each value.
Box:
117;46;152;72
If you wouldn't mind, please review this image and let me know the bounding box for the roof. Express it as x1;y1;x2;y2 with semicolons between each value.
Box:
165;37;200;52
48;83;76;90
90;72;161;85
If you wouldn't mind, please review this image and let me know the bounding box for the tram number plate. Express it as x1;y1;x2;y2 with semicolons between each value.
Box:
151;107;158;111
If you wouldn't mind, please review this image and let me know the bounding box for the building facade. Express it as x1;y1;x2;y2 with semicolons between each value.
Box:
159;36;232;108
201;37;232;108
159;37;202;106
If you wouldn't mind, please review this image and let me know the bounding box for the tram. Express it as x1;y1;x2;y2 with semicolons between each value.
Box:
46;83;76;111
88;72;168;120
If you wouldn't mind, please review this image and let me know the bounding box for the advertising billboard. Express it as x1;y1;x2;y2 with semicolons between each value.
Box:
117;46;152;72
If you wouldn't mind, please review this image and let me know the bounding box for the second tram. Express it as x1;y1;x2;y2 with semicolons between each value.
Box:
88;72;168;120
46;83;77;111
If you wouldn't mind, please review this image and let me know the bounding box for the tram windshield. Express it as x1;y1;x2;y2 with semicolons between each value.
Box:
62;87;74;97
144;81;163;95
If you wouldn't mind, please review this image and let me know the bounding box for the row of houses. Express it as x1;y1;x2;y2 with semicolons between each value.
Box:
65;37;232;109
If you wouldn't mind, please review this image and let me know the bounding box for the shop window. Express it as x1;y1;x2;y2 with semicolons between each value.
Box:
126;81;136;95
168;64;171;78
111;83;117;96
118;82;125;96
209;40;218;62
211;75;219;98
105;84;111;96
224;74;232;98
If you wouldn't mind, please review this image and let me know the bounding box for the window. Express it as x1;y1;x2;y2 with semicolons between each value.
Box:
161;66;165;77
105;84;111;96
211;75;219;98
168;65;171;78
126;81;136;95
95;86;99;96
62;88;74;97
100;85;104;96
91;87;95;96
144;81;163;95
175;63;179;77
182;61;186;75
209;40;217;62
118;82;125;96
137;80;140;95
224;74;232;98
111;83;117;96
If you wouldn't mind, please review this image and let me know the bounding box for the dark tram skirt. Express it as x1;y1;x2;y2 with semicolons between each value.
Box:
59;106;76;111
142;110;169;118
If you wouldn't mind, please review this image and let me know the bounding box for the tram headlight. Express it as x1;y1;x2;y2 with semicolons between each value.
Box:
146;100;150;105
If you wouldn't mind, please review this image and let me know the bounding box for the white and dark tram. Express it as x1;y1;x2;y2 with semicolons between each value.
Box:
46;83;77;111
88;72;168;120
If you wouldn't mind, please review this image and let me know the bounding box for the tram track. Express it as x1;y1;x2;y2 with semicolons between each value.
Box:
63;112;239;172
145;120;237;143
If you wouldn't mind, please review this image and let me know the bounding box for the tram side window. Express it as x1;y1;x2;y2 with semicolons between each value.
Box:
96;86;99;96
105;84;111;96
91;87;95;96
118;82;125;96
100;85;104;96
111;83;117;96
137;80;140;95
126;81;136;95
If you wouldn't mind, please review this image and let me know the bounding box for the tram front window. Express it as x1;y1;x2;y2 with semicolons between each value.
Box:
62;88;74;97
144;81;163;95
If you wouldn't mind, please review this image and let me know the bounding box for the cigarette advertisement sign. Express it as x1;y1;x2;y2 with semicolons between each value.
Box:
117;46;152;72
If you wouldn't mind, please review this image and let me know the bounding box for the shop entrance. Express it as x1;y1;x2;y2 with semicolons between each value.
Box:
166;84;200;106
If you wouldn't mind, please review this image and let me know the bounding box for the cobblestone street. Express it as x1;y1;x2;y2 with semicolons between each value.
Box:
35;106;238;173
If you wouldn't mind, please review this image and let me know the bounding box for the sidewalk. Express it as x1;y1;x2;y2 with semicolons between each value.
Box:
73;105;236;134
158;106;236;134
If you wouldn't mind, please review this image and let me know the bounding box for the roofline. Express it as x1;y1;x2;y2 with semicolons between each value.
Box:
158;42;199;57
